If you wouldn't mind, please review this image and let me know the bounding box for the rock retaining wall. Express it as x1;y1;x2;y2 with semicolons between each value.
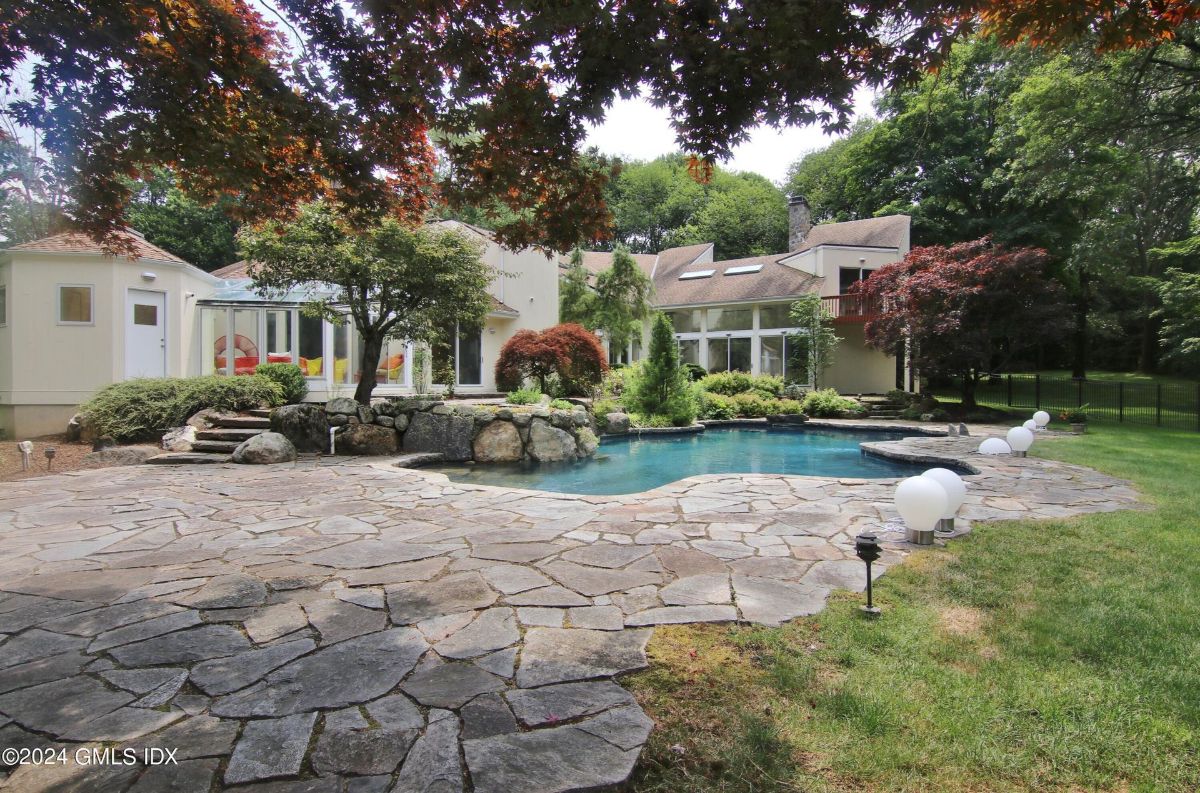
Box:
299;398;599;463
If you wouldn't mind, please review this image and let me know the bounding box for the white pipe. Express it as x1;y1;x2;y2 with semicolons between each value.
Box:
329;426;337;455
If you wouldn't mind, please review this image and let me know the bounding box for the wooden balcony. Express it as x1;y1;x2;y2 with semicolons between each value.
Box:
821;293;880;323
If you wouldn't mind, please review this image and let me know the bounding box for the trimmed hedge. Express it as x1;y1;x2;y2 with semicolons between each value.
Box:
79;376;285;442
255;363;308;404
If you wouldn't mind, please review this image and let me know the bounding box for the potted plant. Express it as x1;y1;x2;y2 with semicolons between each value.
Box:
1061;404;1088;433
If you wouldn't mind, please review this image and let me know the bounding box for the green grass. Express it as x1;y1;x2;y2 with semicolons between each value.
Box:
627;424;1200;792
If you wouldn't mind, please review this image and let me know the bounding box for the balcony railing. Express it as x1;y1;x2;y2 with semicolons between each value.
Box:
821;293;880;323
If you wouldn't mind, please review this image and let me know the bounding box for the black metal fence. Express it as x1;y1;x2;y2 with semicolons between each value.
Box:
952;374;1200;431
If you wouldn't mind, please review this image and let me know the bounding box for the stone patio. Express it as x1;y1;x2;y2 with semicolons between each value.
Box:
0;430;1140;792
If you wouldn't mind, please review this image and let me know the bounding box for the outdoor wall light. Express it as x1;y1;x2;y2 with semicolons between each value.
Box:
854;533;882;616
140;271;157;282
978;438;1011;455
1007;426;1034;457
1023;419;1037;431
922;467;966;532
894;475;947;546
1033;410;1051;430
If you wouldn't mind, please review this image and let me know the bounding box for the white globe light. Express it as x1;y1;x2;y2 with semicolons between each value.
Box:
979;438;1011;455
1007;426;1034;453
922;468;967;519
894;476;948;533
1023;419;1037;431
1033;410;1051;428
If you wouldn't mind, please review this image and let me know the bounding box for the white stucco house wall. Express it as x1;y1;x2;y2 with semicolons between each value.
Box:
0;220;559;438
564;197;911;394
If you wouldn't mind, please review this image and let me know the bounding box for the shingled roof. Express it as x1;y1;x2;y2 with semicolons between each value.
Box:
566;216;908;307
6;229;192;265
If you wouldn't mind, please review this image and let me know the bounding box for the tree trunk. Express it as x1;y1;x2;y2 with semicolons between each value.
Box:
961;372;978;412
1071;270;1090;379
353;332;385;405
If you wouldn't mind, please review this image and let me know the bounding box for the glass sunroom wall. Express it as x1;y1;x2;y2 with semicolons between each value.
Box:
678;339;699;367
265;310;294;365
298;313;324;378
200;307;227;375
332;321;354;385
707;338;729;373
378;337;410;386
230;309;261;375
760;335;785;377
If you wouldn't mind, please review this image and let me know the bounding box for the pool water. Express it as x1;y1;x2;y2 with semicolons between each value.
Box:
429;426;938;496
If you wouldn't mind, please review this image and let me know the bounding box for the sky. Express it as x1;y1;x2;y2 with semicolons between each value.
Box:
583;87;878;185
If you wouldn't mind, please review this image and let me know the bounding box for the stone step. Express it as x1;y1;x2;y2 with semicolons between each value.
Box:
190;440;241;453
195;427;263;442
248;408;273;418
215;416;271;430
147;452;232;465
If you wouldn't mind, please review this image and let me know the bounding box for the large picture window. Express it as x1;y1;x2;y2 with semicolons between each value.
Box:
58;285;93;324
760;334;811;384
707;337;751;373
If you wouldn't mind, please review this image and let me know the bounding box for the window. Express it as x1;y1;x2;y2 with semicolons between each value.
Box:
706;307;752;332
58;285;93;324
668;309;702;334
432;323;482;386
265;310;293;364
333;321;354;384
133;304;158;326
377;338;410;386
840;267;868;293
759;335;811;383
0;285;6;325
707;337;751;373
201;307;226;375
759;304;793;329
232;309;260;376
298;313;324;378
760;336;785;377
678;339;699;366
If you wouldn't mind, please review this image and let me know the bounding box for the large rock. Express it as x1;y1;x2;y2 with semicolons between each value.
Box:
335;423;398;456
232;432;297;464
325;397;360;416
402;411;473;462
82;446;158;466
472;421;524;463
576;428;599;457
270;404;329;453
186;408;228;430
527;419;578;462
160;425;196;452
604;412;631;434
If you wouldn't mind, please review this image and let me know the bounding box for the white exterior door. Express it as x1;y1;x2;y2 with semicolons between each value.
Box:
126;289;167;378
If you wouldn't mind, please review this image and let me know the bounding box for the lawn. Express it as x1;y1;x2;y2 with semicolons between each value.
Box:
627;424;1200;792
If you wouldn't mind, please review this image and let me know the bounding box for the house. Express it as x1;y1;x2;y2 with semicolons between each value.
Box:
564;197;910;394
0;220;559;437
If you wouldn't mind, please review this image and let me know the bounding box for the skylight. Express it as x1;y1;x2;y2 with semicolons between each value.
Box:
678;270;716;280
723;264;763;275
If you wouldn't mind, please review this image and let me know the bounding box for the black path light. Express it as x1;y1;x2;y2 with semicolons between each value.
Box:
44;446;56;471
854;532;882;617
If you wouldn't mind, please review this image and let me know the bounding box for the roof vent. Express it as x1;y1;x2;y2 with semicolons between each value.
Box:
678;269;715;280
723;264;763;275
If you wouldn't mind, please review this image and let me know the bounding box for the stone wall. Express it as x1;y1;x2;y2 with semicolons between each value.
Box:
309;398;598;463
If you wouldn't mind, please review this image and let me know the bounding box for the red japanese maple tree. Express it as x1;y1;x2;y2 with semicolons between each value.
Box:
860;237;1068;409
495;324;607;396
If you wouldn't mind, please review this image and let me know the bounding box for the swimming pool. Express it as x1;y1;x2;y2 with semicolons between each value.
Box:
428;425;940;496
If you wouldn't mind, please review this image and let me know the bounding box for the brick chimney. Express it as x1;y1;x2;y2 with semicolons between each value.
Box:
788;194;812;251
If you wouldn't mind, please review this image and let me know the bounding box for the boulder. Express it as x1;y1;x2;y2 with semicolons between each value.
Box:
83;446;158;467
357;405;374;424
233;432;297;464
325;397;360;416
335;424;399;456
328;414;349;427
270;404;330;453
549;411;574;430
402;411;473;462
576;428;599;458
605;413;631;434
527;419;577;462
161;425;196;452
473;421;524;463
395;414;410;432
376;415;395;428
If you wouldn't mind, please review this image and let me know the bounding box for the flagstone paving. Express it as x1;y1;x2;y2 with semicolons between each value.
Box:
0;430;1140;792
